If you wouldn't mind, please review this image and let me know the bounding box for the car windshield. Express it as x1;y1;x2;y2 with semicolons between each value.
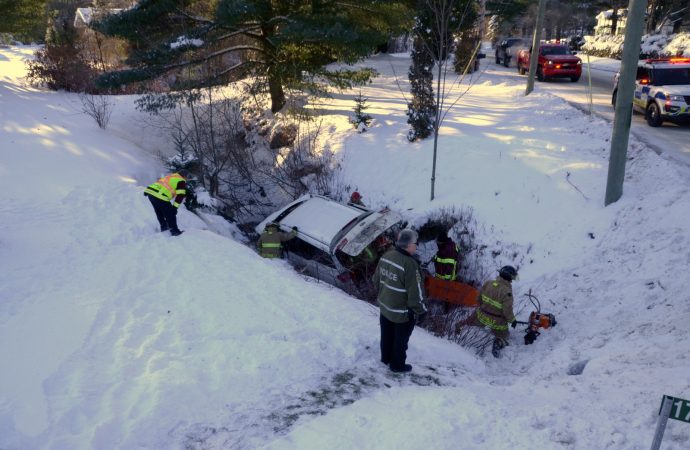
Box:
542;46;570;55
653;67;690;86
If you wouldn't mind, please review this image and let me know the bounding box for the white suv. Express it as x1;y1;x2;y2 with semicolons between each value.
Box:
256;194;403;298
612;57;690;127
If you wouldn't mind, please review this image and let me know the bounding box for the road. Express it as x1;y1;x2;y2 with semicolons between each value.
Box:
488;58;690;167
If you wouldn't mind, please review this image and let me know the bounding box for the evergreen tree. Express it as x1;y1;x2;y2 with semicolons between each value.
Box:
350;90;373;132
96;0;412;113
406;18;436;142
0;0;49;42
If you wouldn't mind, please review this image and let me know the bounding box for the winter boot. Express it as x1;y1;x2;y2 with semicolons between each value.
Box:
491;338;507;358
390;364;412;373
170;229;184;236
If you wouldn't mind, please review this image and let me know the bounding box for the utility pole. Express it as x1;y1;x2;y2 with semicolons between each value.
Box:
479;0;486;41
525;0;546;95
605;0;647;206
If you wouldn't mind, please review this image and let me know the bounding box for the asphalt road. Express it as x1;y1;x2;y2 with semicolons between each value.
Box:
489;59;690;167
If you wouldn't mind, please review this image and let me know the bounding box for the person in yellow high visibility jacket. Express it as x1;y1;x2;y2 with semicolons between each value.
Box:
457;265;519;358
257;222;297;258
144;170;188;236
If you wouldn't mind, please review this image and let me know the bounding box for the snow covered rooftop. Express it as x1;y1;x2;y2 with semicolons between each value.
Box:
73;7;123;28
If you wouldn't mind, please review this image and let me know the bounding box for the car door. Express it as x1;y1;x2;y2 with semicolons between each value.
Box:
499;40;507;60
633;66;651;110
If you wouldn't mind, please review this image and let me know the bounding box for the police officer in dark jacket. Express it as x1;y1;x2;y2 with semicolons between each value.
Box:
372;229;427;373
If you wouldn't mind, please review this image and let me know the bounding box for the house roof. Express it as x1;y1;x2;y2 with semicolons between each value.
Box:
74;7;123;28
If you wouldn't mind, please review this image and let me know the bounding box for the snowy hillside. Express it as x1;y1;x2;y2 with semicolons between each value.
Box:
2;45;690;450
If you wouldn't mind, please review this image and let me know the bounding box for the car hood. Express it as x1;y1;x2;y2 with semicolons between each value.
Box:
334;209;402;257
660;85;690;95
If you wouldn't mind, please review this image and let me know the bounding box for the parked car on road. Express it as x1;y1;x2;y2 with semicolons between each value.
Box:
495;37;529;67
255;194;403;298
612;57;690;127
517;44;582;82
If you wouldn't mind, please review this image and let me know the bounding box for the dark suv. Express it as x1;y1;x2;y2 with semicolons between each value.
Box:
495;37;528;67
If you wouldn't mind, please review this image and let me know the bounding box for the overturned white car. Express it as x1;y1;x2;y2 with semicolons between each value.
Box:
255;194;403;298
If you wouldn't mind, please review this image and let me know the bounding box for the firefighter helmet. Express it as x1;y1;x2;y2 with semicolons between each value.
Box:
499;265;518;281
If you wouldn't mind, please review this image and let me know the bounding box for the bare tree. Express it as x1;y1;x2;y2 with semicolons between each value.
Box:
79;93;114;129
413;0;481;201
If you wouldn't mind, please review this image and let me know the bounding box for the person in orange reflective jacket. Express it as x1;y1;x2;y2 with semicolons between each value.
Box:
144;170;188;236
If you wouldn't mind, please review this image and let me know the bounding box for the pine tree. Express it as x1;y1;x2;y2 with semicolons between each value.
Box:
406;19;436;142
0;0;49;42
350;90;373;132
96;0;412;113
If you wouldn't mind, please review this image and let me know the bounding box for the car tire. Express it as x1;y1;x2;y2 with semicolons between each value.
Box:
611;89;617;106
537;67;544;81
645;102;663;127
570;75;580;82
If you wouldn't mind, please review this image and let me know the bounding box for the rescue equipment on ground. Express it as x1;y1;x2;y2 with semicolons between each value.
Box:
516;290;557;345
423;273;479;307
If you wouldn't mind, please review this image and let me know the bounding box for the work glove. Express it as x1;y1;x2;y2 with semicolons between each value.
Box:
511;320;518;329
415;312;427;326
292;226;298;232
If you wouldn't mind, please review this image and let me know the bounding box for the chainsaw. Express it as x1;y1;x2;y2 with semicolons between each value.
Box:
516;290;557;345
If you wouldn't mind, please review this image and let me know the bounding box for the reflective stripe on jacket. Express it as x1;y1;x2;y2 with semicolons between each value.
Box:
144;174;187;207
434;240;459;280
257;227;297;258
476;277;515;330
372;246;427;323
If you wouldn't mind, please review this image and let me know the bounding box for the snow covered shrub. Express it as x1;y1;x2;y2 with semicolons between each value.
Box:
79;93;113;129
581;34;625;59
583;32;690;59
350;90;373;132
664;33;690;57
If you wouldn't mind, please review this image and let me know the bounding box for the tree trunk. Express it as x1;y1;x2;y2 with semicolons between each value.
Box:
268;70;285;113
646;0;660;34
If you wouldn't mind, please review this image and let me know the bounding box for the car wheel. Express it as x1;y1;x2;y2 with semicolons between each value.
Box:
645;102;663;127
611;89;617;106
570;75;580;82
537;67;544;81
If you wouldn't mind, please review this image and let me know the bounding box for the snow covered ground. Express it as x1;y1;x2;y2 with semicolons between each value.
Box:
2;45;690;450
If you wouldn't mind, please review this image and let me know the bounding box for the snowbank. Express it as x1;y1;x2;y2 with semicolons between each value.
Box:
2;42;690;450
